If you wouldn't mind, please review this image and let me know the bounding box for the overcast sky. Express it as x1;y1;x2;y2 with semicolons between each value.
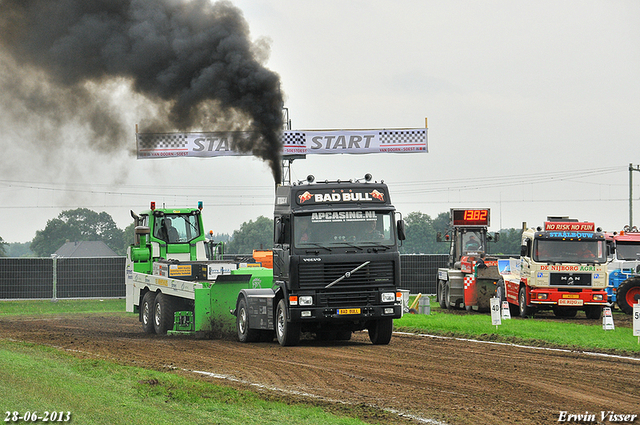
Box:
1;0;639;243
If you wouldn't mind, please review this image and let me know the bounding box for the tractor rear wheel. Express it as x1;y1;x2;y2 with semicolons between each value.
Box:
617;277;640;315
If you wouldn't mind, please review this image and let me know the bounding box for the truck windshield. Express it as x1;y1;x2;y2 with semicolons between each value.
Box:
534;239;606;263
294;211;395;248
615;241;640;261
153;213;201;243
461;230;484;254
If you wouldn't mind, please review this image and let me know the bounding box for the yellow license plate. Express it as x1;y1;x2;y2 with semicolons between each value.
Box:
558;299;583;306
563;294;580;298
337;308;361;315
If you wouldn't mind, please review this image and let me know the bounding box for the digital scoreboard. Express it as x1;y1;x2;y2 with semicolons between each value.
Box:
452;209;490;227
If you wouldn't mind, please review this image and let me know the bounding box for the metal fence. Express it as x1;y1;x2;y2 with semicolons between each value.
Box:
400;254;449;295
0;255;446;300
0;257;126;300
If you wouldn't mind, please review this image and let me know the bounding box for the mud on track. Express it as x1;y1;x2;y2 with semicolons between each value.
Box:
1;313;639;425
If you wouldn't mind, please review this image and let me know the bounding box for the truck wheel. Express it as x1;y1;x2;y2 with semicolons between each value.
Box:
584;306;602;320
444;282;452;309
617;277;640;315
368;318;393;345
518;286;536;318
236;297;260;343
436;280;444;306
141;291;156;334
495;279;506;304
275;299;300;346
153;292;175;335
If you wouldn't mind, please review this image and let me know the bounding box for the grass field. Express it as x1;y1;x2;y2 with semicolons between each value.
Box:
0;299;385;425
0;340;374;425
395;303;640;354
1;298;638;424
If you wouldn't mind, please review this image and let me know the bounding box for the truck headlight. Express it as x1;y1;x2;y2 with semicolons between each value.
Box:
593;294;603;301
299;296;313;306
381;292;395;303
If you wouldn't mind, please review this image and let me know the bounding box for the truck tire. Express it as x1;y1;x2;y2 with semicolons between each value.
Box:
518;286;536;318
584;306;602;320
436;280;444;306
368;318;393;345
617;277;640;315
236;297;260;343
153;292;176;335
275;299;300;346
495;279;506;304
141;291;156;334
443;282;452;309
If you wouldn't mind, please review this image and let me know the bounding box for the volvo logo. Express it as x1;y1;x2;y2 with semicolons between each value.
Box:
302;258;321;262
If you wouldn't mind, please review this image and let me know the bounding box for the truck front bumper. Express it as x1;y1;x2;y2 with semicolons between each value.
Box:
289;304;402;322
529;288;608;306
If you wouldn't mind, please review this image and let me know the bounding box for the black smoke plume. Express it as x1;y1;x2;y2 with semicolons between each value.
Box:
0;0;283;182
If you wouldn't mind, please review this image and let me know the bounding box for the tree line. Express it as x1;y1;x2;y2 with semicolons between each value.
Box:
0;208;522;257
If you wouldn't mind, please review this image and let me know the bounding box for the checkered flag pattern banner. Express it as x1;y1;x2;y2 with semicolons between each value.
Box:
281;132;306;146
137;128;427;158
380;129;427;149
137;133;187;150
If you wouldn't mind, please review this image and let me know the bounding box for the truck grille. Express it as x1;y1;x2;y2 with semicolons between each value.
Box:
298;261;395;288
319;291;378;307
550;272;592;286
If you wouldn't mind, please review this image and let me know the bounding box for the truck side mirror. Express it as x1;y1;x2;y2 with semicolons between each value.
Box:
397;220;406;241
274;218;285;244
436;232;442;242
493;232;500;242
520;245;528;257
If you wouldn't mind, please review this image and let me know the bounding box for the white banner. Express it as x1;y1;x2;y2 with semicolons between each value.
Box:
136;128;428;158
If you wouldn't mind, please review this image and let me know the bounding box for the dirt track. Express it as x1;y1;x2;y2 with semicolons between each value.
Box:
1;313;639;425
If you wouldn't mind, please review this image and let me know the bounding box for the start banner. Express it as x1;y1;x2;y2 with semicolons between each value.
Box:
136;128;428;159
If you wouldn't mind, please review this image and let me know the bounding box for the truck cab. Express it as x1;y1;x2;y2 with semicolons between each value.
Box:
505;217;608;318
605;227;640;314
235;174;405;346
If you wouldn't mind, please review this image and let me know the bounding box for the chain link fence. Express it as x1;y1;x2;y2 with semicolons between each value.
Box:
0;255;445;300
